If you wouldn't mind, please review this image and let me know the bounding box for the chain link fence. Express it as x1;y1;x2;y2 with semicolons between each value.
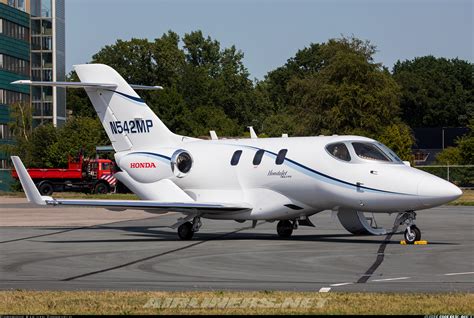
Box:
415;165;474;188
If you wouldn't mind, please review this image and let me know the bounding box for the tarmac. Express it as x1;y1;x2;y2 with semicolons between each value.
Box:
0;197;473;292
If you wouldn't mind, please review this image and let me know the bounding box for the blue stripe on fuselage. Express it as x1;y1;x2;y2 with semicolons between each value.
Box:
127;152;171;163
234;144;412;196
126;147;411;196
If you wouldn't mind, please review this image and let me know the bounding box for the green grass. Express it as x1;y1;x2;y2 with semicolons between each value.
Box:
0;291;472;315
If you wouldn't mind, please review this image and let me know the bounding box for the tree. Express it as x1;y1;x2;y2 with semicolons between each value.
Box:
0;102;34;165
393;56;474;128
262;36;402;140
66;71;95;118
377;123;415;162
67;30;265;136
46;117;109;167
437;120;474;165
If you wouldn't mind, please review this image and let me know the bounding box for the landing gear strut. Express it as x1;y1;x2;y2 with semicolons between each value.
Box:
395;211;421;244
177;216;202;240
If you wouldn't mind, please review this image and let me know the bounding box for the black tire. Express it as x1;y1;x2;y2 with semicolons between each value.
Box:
38;182;54;196
277;220;293;238
177;222;194;240
404;225;421;244
94;182;109;194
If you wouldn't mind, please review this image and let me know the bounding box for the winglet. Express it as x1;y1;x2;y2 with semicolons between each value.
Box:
10;156;47;205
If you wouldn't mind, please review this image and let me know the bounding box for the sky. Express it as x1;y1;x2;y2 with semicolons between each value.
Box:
65;0;473;80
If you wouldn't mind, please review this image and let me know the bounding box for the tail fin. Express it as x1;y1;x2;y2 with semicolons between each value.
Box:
74;64;180;151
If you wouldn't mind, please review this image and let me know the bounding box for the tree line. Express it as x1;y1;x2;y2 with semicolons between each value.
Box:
5;31;474;167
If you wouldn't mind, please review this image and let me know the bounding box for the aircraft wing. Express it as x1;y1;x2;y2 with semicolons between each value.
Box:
11;156;251;214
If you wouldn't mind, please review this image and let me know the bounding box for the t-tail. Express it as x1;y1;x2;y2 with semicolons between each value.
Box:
12;64;181;152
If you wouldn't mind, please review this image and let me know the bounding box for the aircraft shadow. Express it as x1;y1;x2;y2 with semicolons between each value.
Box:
38;226;457;245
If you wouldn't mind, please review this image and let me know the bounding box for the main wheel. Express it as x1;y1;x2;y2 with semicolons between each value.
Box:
38;182;54;196
277;220;293;238
178;222;194;240
404;225;421;244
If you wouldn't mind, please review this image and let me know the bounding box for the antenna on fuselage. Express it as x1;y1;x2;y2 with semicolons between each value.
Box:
209;130;218;140
248;126;258;139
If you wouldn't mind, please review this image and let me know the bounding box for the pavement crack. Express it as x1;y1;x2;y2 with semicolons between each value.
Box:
61;222;263;281
356;223;400;284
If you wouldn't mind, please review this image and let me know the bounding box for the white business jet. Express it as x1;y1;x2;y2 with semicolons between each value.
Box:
11;64;462;244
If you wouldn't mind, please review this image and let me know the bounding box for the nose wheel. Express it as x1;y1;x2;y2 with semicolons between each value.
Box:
404;225;421;244
177;216;202;240
395;211;422;244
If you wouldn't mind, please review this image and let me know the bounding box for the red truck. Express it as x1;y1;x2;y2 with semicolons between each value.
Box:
11;155;118;195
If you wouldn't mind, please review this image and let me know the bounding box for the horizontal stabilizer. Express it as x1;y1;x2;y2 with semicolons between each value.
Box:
11;80;163;90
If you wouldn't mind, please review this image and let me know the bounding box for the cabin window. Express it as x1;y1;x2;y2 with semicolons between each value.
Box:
231;150;242;166
276;149;288;165
326;143;351;162
352;142;390;162
253;149;265;165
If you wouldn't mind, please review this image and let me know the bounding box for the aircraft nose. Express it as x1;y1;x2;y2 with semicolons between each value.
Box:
417;175;463;207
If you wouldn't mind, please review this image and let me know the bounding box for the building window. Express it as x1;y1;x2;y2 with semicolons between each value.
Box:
0;159;13;170
0;54;30;76
17;0;25;11
0;89;30;105
276;149;288;165
253;149;265;165
0;19;30;41
230;150;242;166
6;0;26;11
0;124;12;140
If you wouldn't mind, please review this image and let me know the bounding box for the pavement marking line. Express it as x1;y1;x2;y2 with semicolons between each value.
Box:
371;277;410;282
62;222;264;282
330;282;352;287
444;272;474;276
356;223;400;284
319;287;331;292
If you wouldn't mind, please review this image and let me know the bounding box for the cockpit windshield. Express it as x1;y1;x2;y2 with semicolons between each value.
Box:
375;142;403;163
326;141;404;164
352;142;393;162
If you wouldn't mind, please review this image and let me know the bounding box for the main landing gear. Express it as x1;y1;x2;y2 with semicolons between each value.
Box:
277;220;296;238
395;211;421;244
177;216;202;240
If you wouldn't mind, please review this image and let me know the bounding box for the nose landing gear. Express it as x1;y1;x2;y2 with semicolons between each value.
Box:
395;211;422;244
